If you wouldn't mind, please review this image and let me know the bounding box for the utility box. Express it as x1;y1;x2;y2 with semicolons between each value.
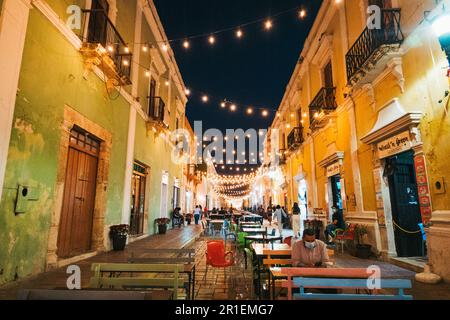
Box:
15;185;39;215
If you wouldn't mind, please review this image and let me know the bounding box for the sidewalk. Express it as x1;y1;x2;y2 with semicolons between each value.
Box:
0;225;204;300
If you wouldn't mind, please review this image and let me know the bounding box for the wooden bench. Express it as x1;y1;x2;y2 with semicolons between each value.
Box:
262;250;292;300
280;268;370;300
17;289;172;300
292;278;413;300
128;249;196;300
90;263;187;300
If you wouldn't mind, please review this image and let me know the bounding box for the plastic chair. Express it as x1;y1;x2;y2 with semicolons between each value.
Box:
225;222;238;244
204;240;235;282
335;223;356;254
283;236;293;247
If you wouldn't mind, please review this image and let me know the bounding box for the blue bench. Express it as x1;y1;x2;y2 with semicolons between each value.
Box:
292;278;413;300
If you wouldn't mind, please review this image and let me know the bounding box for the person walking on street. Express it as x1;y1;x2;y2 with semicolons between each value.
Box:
292;203;301;238
194;206;201;225
273;205;287;237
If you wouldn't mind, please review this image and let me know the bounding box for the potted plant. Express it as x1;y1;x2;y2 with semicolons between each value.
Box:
354;224;372;259
109;224;129;251
155;217;171;235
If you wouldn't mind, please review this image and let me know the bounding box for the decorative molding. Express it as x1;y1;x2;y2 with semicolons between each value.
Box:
361;98;423;145
312;34;333;68
318;150;344;168
363;84;376;111
387;57;405;93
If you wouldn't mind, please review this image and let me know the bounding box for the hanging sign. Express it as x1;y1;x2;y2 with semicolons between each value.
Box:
377;131;412;159
326;162;341;177
414;155;432;225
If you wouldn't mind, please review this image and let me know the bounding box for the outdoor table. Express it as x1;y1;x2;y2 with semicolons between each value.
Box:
250;243;290;299
242;228;267;235
209;219;225;235
244;235;282;247
239;222;261;228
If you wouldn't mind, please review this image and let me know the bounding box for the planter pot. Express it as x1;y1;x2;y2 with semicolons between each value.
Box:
111;233;127;251
158;224;168;235
356;244;372;259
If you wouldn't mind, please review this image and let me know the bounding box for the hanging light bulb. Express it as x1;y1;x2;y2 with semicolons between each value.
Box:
162;43;169;52
185;88;191;96
183;40;190;49
208;35;216;45
124;46;130;53
145;70;151;77
221;102;226;108
142;44;149;52
265;19;273;30
165;80;170;86
262;110;269;117
202;95;209;102
230;104;237;111
247;107;254;115
299;9;306;19
236;29;243;38
107;45;114;52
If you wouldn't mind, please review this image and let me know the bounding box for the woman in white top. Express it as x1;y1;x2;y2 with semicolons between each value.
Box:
273;205;286;236
194;206;201;225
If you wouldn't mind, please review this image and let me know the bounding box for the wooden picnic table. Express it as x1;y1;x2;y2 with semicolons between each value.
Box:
250;243;291;299
242;228;267;235
128;249;196;300
245;235;282;247
272;267;372;300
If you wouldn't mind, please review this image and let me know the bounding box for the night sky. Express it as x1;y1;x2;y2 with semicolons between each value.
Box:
153;0;322;173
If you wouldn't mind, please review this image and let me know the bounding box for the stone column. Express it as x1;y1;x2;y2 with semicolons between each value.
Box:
0;0;31;202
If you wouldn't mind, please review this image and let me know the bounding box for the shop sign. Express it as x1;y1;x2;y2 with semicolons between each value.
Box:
326;162;341;177
377;131;412;159
414;155;432;226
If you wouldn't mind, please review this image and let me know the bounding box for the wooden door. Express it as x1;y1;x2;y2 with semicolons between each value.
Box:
387;151;424;257
130;163;147;236
58;128;100;258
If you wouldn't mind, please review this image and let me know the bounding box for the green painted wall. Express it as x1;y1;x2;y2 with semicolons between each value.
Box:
134;117;183;235
0;6;130;285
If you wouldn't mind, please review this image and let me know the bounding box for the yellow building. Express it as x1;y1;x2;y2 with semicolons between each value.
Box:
265;0;450;282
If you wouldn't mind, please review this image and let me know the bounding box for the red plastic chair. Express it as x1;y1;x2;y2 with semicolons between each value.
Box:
204;240;235;282
335;223;356;254
283;236;293;247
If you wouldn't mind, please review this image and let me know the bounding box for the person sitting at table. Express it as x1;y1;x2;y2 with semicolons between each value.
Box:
292;229;330;268
324;206;340;244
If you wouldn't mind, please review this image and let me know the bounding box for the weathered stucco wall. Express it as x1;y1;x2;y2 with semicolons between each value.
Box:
0;7;130;285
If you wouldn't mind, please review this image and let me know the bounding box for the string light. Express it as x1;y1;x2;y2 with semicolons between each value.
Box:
230;104;237;111
202;95;209;103
183;40;190;49
262;110;269;117
265;19;273;30
221;102;226;108
236;29;244;38
299;9;306;19
208;35;216;45
247;107;254;115
185;88;191;96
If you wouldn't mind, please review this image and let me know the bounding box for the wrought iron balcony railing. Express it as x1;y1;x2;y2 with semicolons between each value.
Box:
309;87;337;126
148;97;166;123
287;127;304;151
79;9;132;84
346;9;403;83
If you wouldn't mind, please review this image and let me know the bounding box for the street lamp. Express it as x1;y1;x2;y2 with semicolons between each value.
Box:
432;12;450;68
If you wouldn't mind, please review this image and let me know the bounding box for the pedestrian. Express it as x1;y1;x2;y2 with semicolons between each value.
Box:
273;205;287;237
194;205;201;225
292;202;301;238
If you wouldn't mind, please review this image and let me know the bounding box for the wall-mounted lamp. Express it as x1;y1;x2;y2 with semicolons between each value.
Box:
431;11;450;69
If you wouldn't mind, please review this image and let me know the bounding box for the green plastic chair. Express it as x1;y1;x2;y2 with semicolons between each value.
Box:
237;232;249;250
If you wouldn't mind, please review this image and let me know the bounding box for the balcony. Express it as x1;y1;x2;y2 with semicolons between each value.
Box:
309;87;337;129
147;96;168;127
78;9;132;86
346;9;404;86
287;127;304;151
